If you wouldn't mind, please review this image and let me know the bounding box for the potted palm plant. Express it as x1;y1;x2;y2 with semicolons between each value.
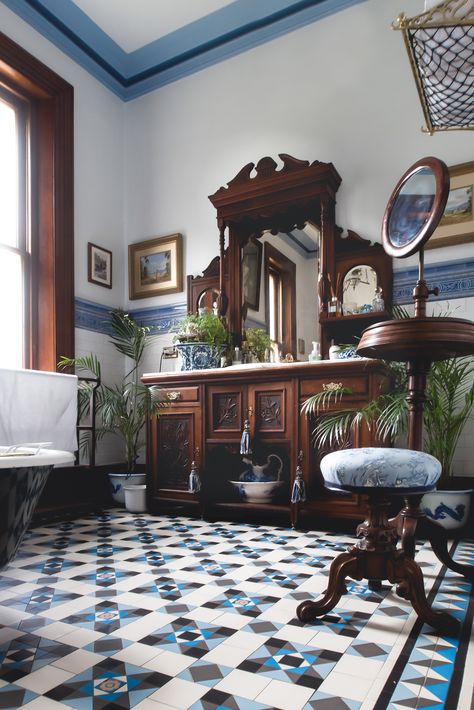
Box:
302;353;474;530
59;309;168;505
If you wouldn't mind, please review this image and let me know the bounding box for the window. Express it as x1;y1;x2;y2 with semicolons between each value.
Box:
268;266;282;343
0;89;28;368
0;32;74;371
264;243;296;357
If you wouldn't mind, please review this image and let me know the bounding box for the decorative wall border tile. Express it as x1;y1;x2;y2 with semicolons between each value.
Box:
75;298;186;335
76;258;474;335
393;258;474;304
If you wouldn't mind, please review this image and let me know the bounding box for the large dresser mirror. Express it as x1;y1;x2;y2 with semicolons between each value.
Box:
188;154;392;359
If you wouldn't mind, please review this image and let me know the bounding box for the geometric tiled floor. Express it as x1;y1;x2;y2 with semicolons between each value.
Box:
0;510;471;709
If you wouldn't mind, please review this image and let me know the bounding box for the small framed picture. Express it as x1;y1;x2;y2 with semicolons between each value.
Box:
129;233;183;300
88;243;112;289
428;161;474;249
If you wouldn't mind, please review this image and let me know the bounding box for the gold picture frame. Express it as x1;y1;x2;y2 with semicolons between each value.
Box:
427;161;474;249
129;233;183;300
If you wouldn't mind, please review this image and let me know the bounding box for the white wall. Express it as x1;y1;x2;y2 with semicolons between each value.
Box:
0;3;126;462
123;0;474;306
0;2;125;312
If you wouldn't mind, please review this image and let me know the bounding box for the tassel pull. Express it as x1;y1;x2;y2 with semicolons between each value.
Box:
188;448;201;494
240;419;252;455
291;450;306;503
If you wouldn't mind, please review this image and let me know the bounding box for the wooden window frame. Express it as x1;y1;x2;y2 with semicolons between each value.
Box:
264;242;296;358
0;31;74;370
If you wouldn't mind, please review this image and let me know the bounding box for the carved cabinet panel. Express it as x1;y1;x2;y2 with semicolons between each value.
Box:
149;406;202;496
248;381;291;438
206;385;245;439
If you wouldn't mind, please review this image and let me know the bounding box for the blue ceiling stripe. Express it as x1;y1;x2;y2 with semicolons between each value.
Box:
123;0;367;100
124;0;361;84
35;0;128;71
22;0;126;82
1;0;367;100
128;0;338;71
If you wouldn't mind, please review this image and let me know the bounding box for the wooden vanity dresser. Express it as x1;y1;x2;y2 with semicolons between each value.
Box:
143;359;389;528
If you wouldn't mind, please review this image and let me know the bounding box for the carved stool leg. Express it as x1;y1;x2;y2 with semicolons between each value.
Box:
297;551;359;622
392;495;474;579
368;580;383;591
391;553;459;636
420;516;474;579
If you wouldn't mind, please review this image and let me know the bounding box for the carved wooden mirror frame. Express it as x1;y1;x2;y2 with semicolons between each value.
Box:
208;153;342;343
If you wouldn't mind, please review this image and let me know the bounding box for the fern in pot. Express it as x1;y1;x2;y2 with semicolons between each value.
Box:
302;353;474;530
60;309;168;505
173;311;230;370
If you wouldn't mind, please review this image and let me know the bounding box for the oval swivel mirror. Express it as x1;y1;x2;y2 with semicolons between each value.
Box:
382;156;450;259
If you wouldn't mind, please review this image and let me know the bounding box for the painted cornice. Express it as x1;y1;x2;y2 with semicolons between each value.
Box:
2;0;367;100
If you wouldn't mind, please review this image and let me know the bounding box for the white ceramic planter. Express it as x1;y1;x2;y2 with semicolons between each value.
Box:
421;489;472;531
108;473;146;505
124;484;147;513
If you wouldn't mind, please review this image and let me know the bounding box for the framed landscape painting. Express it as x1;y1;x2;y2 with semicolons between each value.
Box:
88;243;112;289
427;161;474;249
129;233;183;299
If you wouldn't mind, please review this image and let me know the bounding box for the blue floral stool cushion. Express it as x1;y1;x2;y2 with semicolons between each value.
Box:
320;447;441;494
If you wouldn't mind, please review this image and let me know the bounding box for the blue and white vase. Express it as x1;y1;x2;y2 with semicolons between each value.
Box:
421;489;472;531
176;343;222;371
108;472;146;505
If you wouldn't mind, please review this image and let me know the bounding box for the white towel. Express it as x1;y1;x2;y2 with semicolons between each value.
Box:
0;368;78;452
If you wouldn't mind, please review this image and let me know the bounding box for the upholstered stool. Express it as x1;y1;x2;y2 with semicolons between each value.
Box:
296;447;458;634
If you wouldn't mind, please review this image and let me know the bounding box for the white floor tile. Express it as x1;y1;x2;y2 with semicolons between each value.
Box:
215;668;271;699
133;700;175;710
144;650;195;675
55;627;104;648
255;677;314;709
112;642;163;667
223;630;267;653
333;654;384;679
110;611;175;641
52;648;103;673
21;696;72;709
318;670;376;701
16;665;74;694
149;677;207;707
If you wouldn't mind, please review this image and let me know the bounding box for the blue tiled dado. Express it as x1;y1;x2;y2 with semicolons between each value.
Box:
76;257;474;336
75;298;186;335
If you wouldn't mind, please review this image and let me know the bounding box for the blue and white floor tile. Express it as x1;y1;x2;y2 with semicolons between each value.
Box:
0;510;470;709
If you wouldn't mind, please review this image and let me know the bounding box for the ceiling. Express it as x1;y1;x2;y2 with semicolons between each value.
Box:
2;0;366;101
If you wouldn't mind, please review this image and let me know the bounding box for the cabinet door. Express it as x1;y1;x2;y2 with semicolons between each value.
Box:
150;406;202;495
248;381;292;439
206;385;246;440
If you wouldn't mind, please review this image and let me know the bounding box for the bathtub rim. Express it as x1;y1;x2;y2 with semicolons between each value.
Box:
0;449;75;468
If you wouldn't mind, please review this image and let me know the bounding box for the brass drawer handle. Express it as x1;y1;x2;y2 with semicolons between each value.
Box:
322;382;343;392
168;390;182;401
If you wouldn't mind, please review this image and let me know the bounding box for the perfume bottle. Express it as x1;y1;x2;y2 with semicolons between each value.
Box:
328;297;342;318
372;286;385;312
308;341;321;362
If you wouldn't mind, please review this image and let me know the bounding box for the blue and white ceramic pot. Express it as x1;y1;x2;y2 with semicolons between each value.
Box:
108;472;147;505
176;343;221;371
421;489;472;531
